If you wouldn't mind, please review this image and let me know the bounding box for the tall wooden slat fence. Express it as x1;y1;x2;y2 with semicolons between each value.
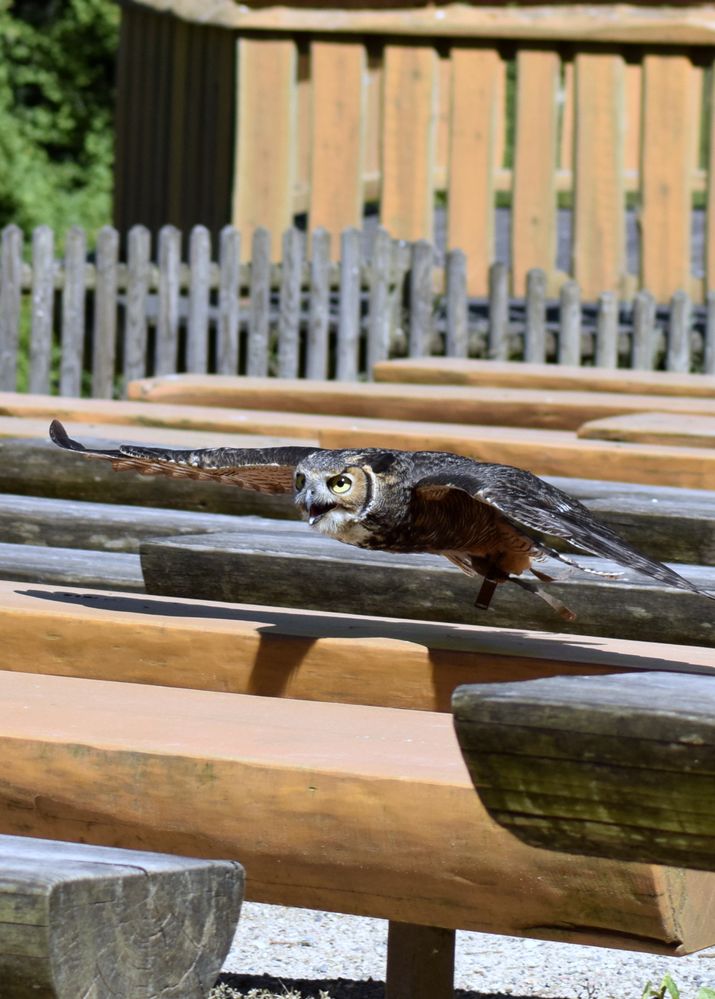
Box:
1;222;714;400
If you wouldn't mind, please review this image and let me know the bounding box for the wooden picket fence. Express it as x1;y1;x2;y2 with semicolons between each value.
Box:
1;222;714;400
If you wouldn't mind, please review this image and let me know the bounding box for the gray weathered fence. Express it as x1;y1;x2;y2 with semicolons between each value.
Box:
1;222;714;400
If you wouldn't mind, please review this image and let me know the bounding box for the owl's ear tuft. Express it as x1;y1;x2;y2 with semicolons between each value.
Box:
368;452;398;474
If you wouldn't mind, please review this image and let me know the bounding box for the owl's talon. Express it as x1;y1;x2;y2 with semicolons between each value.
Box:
475;577;498;610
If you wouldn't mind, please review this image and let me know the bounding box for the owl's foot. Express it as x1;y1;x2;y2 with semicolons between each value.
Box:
474;576;499;610
510;575;577;622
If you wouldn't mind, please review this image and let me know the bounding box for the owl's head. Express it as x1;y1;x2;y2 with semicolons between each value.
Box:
293;449;407;539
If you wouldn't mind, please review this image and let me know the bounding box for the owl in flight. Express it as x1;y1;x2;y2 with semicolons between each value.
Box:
49;419;713;621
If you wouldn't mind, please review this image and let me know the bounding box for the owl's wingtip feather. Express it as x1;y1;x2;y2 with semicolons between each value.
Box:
48;419;85;452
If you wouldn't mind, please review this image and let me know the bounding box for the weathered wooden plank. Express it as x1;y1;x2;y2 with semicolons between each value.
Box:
667;289;693;373
3;668;712;951
409;240;433;358
0;226;23;393
631;289;657;370
366;226;392;377
524;269;547;363
381;45;437;241
0;834;243;999
705;290;715;375
594;290;619;368
234;38;297;254
155;224;181;377
573;53;625;298
452;672;715;871
218;225;241;376
386;923;455;999
447;46;500;296
186;224;211;374
558;280;581;366
372;357;715;396
28;225;55;396
641;54;693;301
306;228;331;380
487;261;508;360
309;41;365;239
511;50;559;294
277;227;303;378
141;531;715;646
123;225;151;388
59;225;87;397
247;227;270;377
91;226;120;399
445;249;468;358
0;541;143;592
336;227;361;381
707;56;715;295
578;412;715;450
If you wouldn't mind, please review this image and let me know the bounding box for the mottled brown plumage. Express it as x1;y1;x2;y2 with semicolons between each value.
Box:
49;419;714;620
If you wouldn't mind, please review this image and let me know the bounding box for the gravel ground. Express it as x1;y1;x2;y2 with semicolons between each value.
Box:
220;903;715;998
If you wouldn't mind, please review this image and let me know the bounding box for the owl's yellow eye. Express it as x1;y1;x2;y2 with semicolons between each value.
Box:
329;474;352;495
295;472;306;491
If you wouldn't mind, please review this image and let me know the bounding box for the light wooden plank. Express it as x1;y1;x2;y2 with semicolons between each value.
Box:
1;668;712;950
234;38;297;257
217;225;241;376
579;412;715;449
447;46;500;296
641;54;694;301
558;280;581;365
0;225;23;393
487;261;508;360
247;227;270;377
306;228;331;380
707;57;715;294
123;224;151;389
435;55;451;192
381;45;438;241
559;58;574;176
186;224;211;374
91;226;119;399
524;269;546;363
631;289;657;370
511;50;559;294
59;226;86;397
453;672;715;871
594;291;619;368
573;53;625;298
364;53;382;194
624;61;641;182
445;248;468;358
155;224;181;377
309;41;365;241
277;227;303;378
409;240;433;358
28;225;55;396
0;541;143;592
336;227;361;380
295;48;311;214
667;289;693;372
366;226;393;376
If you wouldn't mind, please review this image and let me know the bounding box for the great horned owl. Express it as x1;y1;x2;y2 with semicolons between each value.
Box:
49;419;713;620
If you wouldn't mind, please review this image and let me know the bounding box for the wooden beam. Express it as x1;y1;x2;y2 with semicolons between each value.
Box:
0;541;143;591
578;412;715;448
386;922;455;999
0;834;242;999
140;530;715;646
1;581;715;711
128;2;715;47
453;672;715;872
372;358;715;398
1;668;714;952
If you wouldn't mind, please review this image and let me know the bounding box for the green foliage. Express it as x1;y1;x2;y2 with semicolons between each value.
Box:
642;976;715;999
0;0;118;240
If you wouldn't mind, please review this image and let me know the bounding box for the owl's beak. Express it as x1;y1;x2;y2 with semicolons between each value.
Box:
304;497;337;526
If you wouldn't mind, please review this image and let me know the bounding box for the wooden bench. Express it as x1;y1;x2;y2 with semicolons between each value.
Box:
452;671;715;873
578;412;715;448
0;834;243;999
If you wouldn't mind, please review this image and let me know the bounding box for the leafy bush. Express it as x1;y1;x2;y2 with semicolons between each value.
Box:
0;0;118;239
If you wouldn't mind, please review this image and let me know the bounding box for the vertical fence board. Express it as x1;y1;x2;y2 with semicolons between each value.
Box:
278;228;303;378
60;226;86;397
631;289;657;370
0;225;22;392
558;280;581;366
573;53;625;298
91;226;120;399
186;225;211;374
306;228;331;380
706;58;715;294
234;38;297;258
409;240;433;358
512;50;559;295
624;62;642;186
28;226;55;396
217;225;241;375
381;45;438;242
447;47;500;297
366;227;393;377
641;54;693;301
524;268;547;363
123;225;151;387
247;227;271;377
559;59;574;177
155;225;181;377
487;261;508;360
705;291;715;375
445;249;468;358
594;291;619;368
336;228;361;381
309;41;366;243
667;290;692;373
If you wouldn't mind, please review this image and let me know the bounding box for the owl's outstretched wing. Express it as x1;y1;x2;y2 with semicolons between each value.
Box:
49;420;318;494
412;454;713;598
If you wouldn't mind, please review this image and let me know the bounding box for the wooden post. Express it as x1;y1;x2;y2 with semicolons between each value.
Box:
386;921;455;999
